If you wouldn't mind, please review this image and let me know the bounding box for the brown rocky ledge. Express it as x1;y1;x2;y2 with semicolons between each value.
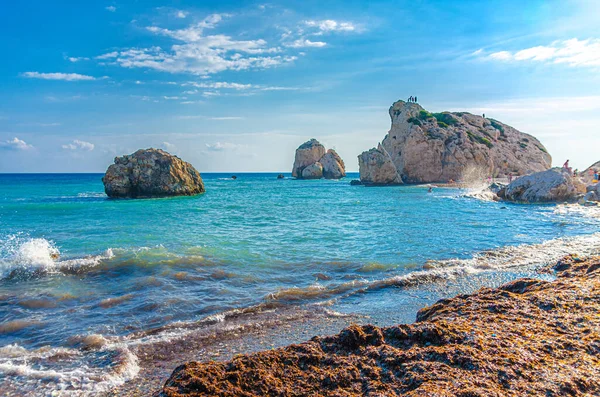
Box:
158;255;600;396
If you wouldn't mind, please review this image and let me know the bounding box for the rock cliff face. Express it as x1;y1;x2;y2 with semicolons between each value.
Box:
102;149;205;198
358;144;403;185
501;168;586;203
359;100;551;184
292;139;346;180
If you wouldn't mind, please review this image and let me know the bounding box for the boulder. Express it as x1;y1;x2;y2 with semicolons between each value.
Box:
102;148;205;198
301;162;323;179
292;139;346;180
503;168;586;203
320;149;346;179
292;139;326;178
358;144;403;186
582;160;600;184
360;100;552;184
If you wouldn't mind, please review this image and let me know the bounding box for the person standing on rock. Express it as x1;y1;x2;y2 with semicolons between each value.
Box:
508;173;513;183
563;160;571;173
415;96;418;103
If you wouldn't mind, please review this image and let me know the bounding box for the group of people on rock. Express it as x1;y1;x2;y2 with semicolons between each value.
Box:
564;160;599;181
407;96;418;103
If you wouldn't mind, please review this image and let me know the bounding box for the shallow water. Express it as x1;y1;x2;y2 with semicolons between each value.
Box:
0;173;599;394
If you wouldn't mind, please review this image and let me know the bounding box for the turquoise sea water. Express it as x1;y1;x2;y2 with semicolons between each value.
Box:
1;173;599;394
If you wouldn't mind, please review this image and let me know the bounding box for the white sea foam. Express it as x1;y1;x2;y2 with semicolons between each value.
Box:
0;234;114;278
0;343;139;395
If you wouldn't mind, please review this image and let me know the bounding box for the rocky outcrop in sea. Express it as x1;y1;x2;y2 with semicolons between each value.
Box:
359;100;551;184
358;144;403;186
292;139;346;180
498;167;586;203
158;255;600;397
102;148;205;198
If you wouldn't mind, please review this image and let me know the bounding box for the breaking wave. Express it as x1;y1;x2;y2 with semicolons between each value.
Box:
0;342;139;395
0;234;114;279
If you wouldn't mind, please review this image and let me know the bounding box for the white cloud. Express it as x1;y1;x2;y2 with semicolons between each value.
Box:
162;141;176;151
175;10;188;19
484;38;600;67
205;141;243;151
105;6;116;12
95;14;296;75
284;39;327;48
67;56;89;62
21;72;97;81
163;96;187;100
62;139;95;151
184;81;253;90
146;14;228;42
176;115;243;120
305;20;357;33
96;51;119;60
209;116;243;120
0;137;33;151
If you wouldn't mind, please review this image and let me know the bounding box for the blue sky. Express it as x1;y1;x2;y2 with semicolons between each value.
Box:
1;0;599;172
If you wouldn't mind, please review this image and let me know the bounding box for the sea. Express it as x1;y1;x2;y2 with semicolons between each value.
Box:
0;173;599;395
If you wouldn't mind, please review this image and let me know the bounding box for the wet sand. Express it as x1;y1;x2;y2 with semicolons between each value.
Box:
157;255;600;397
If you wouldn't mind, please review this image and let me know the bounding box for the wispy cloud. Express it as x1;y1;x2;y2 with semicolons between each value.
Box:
177;115;244;120
62;139;95;151
162;141;176;151
284;39;327;48
105;6;116;12
66;56;89;63
479;38;600;67
175;10;188;19
305;20;358;33
184;81;254;90
0;137;33;151
21;72;97;81
93;13;359;75
205;141;243;151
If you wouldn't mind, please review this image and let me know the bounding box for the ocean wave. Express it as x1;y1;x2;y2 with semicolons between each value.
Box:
0;342;139;395
257;232;600;306
0;234;114;279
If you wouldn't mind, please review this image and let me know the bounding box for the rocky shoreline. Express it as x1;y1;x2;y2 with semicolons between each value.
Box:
158;255;600;396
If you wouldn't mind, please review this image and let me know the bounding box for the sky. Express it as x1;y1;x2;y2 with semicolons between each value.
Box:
1;0;599;172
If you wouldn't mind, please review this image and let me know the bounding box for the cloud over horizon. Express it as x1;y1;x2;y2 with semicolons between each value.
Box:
481;38;600;67
62;139;95;151
21;72;97;81
0;137;33;151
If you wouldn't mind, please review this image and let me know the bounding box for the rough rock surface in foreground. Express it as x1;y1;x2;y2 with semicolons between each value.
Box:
501;167;586;203
360;100;551;184
159;255;600;396
103;149;205;198
292;139;346;180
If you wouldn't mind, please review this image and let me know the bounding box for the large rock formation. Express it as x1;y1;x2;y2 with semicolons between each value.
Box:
500;167;586;203
320;150;346;179
359;100;552;184
292;139;346;180
102;149;205;198
358;144;403;185
301;162;324;179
